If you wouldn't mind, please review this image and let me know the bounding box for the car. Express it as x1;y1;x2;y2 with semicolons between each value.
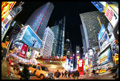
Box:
28;65;54;79
28;64;37;74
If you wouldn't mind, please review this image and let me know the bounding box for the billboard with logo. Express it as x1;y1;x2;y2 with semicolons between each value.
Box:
99;45;113;65
99;31;109;50
19;43;28;58
16;25;42;50
98;24;106;41
104;3;119;28
78;59;84;75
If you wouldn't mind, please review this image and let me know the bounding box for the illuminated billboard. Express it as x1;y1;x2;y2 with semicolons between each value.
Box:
1;1;16;22
104;3;119;28
98;24;106;41
16;25;42;50
99;45;113;65
91;1;105;12
78;59;84;75
99;31;109;50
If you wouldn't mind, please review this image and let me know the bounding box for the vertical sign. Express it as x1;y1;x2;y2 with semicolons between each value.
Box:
19;44;28;58
78;59;84;75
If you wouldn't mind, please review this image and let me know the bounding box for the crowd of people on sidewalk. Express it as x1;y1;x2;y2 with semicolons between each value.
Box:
54;69;80;79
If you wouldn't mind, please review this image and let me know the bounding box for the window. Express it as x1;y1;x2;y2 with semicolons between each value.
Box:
41;66;49;71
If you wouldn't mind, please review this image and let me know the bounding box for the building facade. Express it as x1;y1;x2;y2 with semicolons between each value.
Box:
51;25;59;56
25;2;54;40
51;17;66;57
40;27;54;57
79;11;109;53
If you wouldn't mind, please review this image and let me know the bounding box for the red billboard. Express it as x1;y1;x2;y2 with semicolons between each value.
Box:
78;59;84;75
19;44;28;58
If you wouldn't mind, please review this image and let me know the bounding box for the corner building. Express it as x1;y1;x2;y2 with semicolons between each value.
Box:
25;2;54;40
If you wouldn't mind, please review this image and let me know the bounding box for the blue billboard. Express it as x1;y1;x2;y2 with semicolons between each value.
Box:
99;46;113;65
98;24;106;41
91;1;105;12
21;25;42;49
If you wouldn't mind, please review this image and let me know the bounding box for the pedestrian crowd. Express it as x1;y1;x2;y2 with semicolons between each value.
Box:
54;69;80;79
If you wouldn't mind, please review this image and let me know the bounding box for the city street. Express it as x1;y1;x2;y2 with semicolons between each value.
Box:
1;58;117;80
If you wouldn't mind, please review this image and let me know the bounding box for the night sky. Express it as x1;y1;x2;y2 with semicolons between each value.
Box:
14;1;98;54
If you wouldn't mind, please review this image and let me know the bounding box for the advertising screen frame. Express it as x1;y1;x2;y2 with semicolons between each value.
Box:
98;44;113;65
16;25;42;50
99;31;109;50
98;24;106;41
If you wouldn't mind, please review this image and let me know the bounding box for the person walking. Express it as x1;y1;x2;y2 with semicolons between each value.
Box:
62;71;64;77
85;70;89;78
68;70;71;78
20;65;30;80
92;69;96;77
54;69;61;79
75;70;80;79
64;70;67;78
113;67;119;79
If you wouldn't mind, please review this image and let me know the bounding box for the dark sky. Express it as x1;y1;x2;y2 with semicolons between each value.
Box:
14;1;98;54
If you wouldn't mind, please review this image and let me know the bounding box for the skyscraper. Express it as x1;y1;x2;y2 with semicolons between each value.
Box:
51;25;59;56
25;2;54;40
79;11;109;53
51;17;66;57
40;27;54;57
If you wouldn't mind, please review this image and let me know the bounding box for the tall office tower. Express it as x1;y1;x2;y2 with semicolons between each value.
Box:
79;11;109;53
51;17;66;57
64;39;72;60
51;25;59;56
25;2;54;40
40;27;54;57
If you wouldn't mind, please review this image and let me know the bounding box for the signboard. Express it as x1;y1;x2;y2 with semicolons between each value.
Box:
98;24;106;41
99;45;113;65
19;44;28;58
105;4;119;28
78;59;84;75
91;1;105;12
99;31;109;50
1;2;16;22
16;25;42;49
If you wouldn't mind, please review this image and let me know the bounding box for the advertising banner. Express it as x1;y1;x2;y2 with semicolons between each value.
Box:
99;31;109;50
91;1;105;12
78;59;84;75
2;2;16;22
19;44;28;58
99;46;113;65
105;4;119;28
98;24;106;41
17;25;42;50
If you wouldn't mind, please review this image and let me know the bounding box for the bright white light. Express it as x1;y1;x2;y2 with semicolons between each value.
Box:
77;51;79;53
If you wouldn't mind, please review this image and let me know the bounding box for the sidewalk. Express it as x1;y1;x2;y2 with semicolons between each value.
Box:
1;58;20;80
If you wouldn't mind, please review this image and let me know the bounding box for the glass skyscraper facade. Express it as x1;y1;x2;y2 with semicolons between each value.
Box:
25;2;54;40
80;11;109;53
51;17;66;57
51;25;59;56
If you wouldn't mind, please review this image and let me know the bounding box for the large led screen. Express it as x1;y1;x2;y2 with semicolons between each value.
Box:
99;45;113;65
19;25;42;49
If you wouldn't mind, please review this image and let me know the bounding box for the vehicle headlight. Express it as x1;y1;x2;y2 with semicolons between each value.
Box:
11;63;14;65
45;73;48;77
20;68;23;71
29;70;31;73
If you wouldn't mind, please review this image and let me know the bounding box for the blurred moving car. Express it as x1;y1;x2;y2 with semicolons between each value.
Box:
18;62;24;72
28;64;54;79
